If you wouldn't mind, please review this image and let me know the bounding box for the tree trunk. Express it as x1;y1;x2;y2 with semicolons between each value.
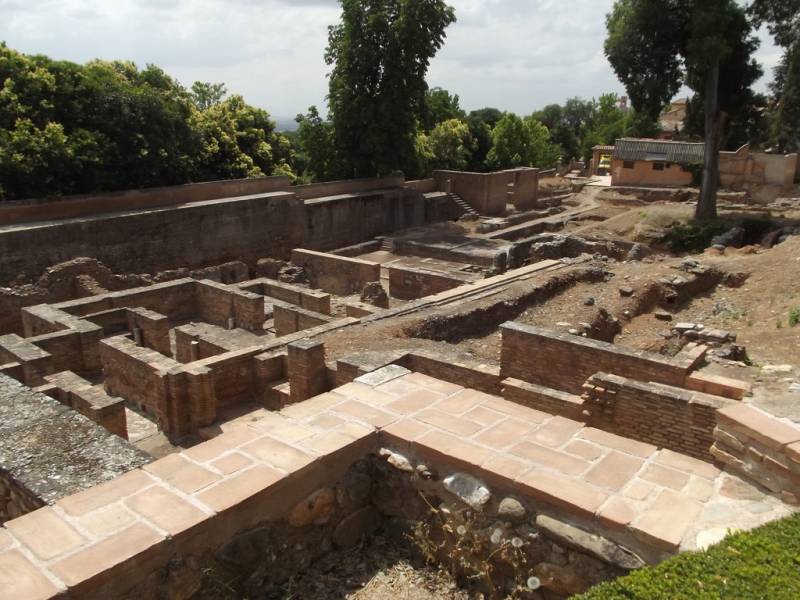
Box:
697;61;721;220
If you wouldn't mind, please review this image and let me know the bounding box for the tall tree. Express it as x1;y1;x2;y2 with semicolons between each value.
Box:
749;0;800;153
486;113;560;170
325;0;456;178
605;0;757;219
417;118;475;172
422;87;466;131
190;81;227;110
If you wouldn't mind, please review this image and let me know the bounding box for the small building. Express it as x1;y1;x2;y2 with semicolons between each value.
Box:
658;98;689;140
610;138;703;187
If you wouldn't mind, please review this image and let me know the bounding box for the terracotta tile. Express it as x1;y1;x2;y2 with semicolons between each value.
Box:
183;427;261;463
414;409;483;437
5;507;86;561
403;372;463;395
375;377;421;397
386;389;443;415
336;383;396;406
509;441;591;476
50;522;165;590
57;469;153;517
623;479;655;501
380;418;432;446
126;486;208;537
196;465;285;513
241;436;316;472
516;469;608;519
279;391;346;419
211;452;252;476
252;419;317;444
596;497;637;530
302;430;365;455
144;454;220;494
0;549;63;599
564;440;605;461
481;454;532;482
307;412;347;430
717;404;800;450
482;397;550;423
632;489;702;551
78;503;136;538
474;419;535;450
0;529;12;551
463;405;506;427
435;389;492;415
336;421;375;439
331;400;397;428
529;416;583;448
653;449;720;480
578;428;657;458
640;463;691;491
584;452;644;492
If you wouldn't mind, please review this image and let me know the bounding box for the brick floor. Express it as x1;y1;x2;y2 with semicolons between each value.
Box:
1;370;793;599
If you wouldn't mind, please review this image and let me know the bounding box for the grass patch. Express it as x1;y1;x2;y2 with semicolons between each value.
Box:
576;513;800;600
789;307;800;328
663;221;731;253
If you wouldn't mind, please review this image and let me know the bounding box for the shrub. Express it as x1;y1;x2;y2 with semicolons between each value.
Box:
576;513;800;600
789;307;800;328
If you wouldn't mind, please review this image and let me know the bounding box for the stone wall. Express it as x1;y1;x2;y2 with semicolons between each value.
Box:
0;374;150;525
712;404;800;504
500;323;694;394
274;305;333;338
237;278;331;315
291;249;381;296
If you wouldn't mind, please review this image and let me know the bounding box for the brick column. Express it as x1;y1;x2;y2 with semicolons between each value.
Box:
288;339;327;403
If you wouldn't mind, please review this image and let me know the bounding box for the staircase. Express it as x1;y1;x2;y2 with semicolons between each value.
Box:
448;192;480;218
380;237;394;252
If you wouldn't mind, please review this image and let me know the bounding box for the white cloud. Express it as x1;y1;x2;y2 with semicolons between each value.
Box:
0;0;783;120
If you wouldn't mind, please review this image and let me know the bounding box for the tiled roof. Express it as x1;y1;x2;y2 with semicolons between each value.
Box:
613;138;704;164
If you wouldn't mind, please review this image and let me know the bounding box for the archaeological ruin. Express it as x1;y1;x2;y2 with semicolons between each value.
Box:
1;168;799;599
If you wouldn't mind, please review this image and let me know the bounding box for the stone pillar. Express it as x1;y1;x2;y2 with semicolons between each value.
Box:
288;339;328;403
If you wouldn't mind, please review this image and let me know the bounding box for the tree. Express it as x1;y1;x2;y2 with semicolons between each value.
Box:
418;118;475;172
465;108;503;171
606;0;759;219
486;113;560;170
190;81;227;110
422;87;465;131
749;0;800;153
294;106;344;182
325;0;456;177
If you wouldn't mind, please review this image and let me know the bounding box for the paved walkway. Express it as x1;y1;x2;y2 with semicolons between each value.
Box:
222;369;793;556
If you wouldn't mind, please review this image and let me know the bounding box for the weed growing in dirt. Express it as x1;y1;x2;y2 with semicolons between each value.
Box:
776;319;784;329
789;307;800;328
410;493;538;599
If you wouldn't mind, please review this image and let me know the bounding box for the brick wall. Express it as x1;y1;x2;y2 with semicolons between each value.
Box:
273;305;332;338
126;308;171;356
500;323;692;394
43;371;128;439
238;278;332;315
712;404;800;504
397;352;502;395
502;378;586;421
388;265;471;300
291;249;380;296
583;373;731;462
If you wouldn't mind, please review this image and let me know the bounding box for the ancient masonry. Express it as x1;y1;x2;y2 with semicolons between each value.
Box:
0;171;798;599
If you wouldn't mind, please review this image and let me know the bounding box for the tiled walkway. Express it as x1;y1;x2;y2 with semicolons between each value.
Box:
223;369;793;555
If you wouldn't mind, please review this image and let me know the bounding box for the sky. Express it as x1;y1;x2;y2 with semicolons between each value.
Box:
0;0;785;125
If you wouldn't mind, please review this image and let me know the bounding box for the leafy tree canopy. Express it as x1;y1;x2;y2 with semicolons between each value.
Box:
422;87;465;131
486;113;560;170
325;0;456;177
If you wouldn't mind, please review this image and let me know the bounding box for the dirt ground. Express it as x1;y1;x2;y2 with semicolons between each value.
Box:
264;536;472;600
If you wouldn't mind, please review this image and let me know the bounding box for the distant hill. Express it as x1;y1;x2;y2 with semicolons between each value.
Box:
275;117;299;132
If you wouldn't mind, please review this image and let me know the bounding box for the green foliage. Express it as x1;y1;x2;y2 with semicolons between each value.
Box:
577;513;800;600
789;306;800;327
0;43;289;200
486;113;560;170
325;0;456;177
465;108;502;171
417;118;476;173
663;220;731;253
769;42;800;153
190;81;227;110
422;87;466;132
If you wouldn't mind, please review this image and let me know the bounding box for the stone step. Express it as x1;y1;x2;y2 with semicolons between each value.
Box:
263;379;291;410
